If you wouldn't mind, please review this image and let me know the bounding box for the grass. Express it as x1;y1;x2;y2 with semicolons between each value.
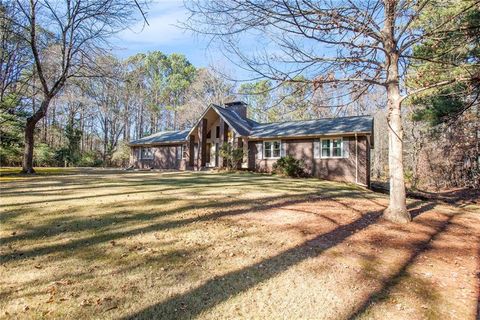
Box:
0;168;479;319
0;167;81;181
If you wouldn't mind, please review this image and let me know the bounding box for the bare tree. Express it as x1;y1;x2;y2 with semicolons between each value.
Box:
10;0;145;173
184;0;479;223
0;2;30;103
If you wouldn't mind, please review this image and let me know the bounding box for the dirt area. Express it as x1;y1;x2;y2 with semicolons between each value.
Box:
1;169;479;319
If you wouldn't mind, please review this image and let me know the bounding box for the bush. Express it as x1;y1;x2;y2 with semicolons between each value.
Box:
0;145;22;166
78;151;103;167
219;142;244;170
34;143;56;167
273;155;306;177
111;142;131;167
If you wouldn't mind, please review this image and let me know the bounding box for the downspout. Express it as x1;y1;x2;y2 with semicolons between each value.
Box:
355;133;358;184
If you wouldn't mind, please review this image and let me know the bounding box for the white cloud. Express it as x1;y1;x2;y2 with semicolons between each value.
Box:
117;0;190;45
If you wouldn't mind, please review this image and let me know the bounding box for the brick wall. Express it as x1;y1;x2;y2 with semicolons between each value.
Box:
248;136;370;185
131;144;188;170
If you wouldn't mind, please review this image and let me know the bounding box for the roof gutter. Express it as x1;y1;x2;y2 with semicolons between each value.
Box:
129;140;187;147
247;131;372;140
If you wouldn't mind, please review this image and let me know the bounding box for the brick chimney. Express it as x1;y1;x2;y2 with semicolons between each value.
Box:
224;101;247;119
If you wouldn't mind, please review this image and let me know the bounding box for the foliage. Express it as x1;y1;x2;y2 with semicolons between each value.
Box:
409;0;480;125
0;95;25;166
64;118;82;166
411;85;468;126
78;151;103;167
34;143;56;167
112;141;131;167
272;156;306;178
218;142;243;170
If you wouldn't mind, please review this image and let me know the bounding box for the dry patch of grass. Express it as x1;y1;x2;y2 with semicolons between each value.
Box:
0;169;478;319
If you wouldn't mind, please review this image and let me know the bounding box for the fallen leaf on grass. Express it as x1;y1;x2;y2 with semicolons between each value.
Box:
53;279;73;286
104;305;118;312
80;299;92;306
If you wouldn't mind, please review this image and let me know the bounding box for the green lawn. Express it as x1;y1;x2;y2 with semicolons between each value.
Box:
0;169;478;319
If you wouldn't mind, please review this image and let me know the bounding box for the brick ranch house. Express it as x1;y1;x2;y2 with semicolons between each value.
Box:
129;101;374;186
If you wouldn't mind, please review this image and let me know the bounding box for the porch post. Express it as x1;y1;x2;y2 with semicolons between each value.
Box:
199;118;207;168
189;135;195;168
242;137;249;169
222;122;229;167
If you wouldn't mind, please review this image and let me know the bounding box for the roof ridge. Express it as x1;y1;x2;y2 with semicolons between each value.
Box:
212;104;253;134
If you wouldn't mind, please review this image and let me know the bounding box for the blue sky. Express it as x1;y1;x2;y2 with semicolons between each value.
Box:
112;0;229;70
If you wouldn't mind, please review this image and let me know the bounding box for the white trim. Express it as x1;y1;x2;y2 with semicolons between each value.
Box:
320;137;344;159
263;140;281;159
313;140;320;159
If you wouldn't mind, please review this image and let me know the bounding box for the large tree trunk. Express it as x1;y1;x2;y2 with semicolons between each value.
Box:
21;119;36;173
384;72;410;223
21;99;50;173
382;1;410;223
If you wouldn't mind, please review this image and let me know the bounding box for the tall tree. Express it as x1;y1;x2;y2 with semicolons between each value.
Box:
409;0;480;125
10;0;145;173
239;80;273;122
185;0;480;223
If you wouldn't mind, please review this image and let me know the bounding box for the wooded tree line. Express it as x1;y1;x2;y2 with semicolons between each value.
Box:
1;0;479;222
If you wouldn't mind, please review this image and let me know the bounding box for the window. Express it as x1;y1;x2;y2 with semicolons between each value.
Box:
176;145;183;160
182;144;188;159
321;138;343;158
176;145;188;160
140;147;153;160
216;126;220;139
263;140;281;159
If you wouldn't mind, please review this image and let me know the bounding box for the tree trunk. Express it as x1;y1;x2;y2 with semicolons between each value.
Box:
21;119;36;173
384;78;410;223
21;99;50;173
381;2;410;223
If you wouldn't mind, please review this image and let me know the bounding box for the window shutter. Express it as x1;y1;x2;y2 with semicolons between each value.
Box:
343;138;349;158
313;140;320;159
256;142;263;160
281;141;286;157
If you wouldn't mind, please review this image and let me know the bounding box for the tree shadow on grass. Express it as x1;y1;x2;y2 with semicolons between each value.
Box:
347;209;458;319
122;201;434;320
1;189;359;264
0;173;336;208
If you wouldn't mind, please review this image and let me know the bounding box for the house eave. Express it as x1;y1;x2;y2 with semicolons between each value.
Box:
129;140;187;147
247;131;372;141
186;104;244;138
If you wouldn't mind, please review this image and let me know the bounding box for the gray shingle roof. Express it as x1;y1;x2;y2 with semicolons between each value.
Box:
129;129;190;145
129;105;373;146
211;105;253;136
249;115;373;138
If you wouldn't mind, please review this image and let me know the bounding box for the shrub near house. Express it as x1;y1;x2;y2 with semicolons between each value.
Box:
273;155;307;177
